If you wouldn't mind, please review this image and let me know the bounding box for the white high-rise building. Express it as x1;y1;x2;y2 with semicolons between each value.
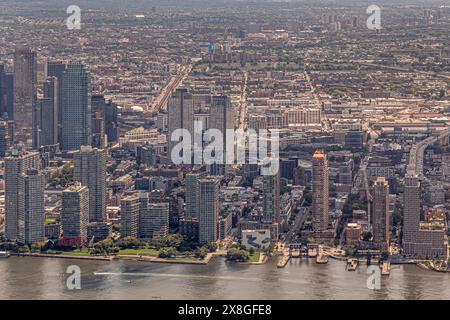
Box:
4;151;40;243
23;169;45;244
74;146;107;223
61;183;89;246
120;196;140;238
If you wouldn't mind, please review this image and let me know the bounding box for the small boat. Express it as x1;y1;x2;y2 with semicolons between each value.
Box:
308;248;317;258
347;258;358;271
277;255;290;268
381;262;391;276
291;250;300;258
0;251;10;258
316;254;328;264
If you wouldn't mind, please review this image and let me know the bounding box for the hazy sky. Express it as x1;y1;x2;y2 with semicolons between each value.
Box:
1;0;444;6
0;0;446;16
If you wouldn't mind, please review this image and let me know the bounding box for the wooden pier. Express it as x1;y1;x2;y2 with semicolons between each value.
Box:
277;254;291;268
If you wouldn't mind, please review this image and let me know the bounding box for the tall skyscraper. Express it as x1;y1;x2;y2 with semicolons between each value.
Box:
6;120;14;147
4;151;40;243
403;175;420;245
280;158;297;180
41;77;59;146
312;150;329;236
139;202;169;240
198;177;220;244
167;88;194;159
5;73;14;119
33;75;58;148
91;94;105;114
91;95;106;148
33;99;43;148
120;196;140;238
372;177;390;250
0;64;6;116
23;169;45;244
73;146;107;223
0;121;9;157
61;63;91;151
208;94;234;175
209;95;234;134
402;175;448;259
46;61;66;134
105;99;118;144
185;173;200;217
91;115;105;148
262;170;280;224
13;47;37;144
61;183;89;247
403;175;422;256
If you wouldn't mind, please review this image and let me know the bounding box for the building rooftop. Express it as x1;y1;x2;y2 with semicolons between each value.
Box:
313;150;326;159
63;183;86;193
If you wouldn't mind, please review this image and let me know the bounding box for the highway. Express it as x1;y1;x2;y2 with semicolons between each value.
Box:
351;124;377;198
407;129;450;178
358;62;450;81
305;70;331;132
237;70;248;130
149;64;192;114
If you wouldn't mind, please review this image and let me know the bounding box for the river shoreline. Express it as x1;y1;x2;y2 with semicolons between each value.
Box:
9;252;450;273
10;251;228;265
10;250;267;266
416;261;450;273
12;252;114;261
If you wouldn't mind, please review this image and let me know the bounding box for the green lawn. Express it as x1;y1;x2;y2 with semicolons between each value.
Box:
59;248;92;256
41;248;203;260
249;252;261;263
118;248;159;256
118;249;201;261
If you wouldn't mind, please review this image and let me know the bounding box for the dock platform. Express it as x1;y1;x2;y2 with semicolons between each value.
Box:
277;255;291;268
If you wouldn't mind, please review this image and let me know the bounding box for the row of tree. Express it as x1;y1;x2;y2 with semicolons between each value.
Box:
0;234;218;260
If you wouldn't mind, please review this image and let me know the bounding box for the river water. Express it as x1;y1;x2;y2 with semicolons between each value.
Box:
1;256;449;300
